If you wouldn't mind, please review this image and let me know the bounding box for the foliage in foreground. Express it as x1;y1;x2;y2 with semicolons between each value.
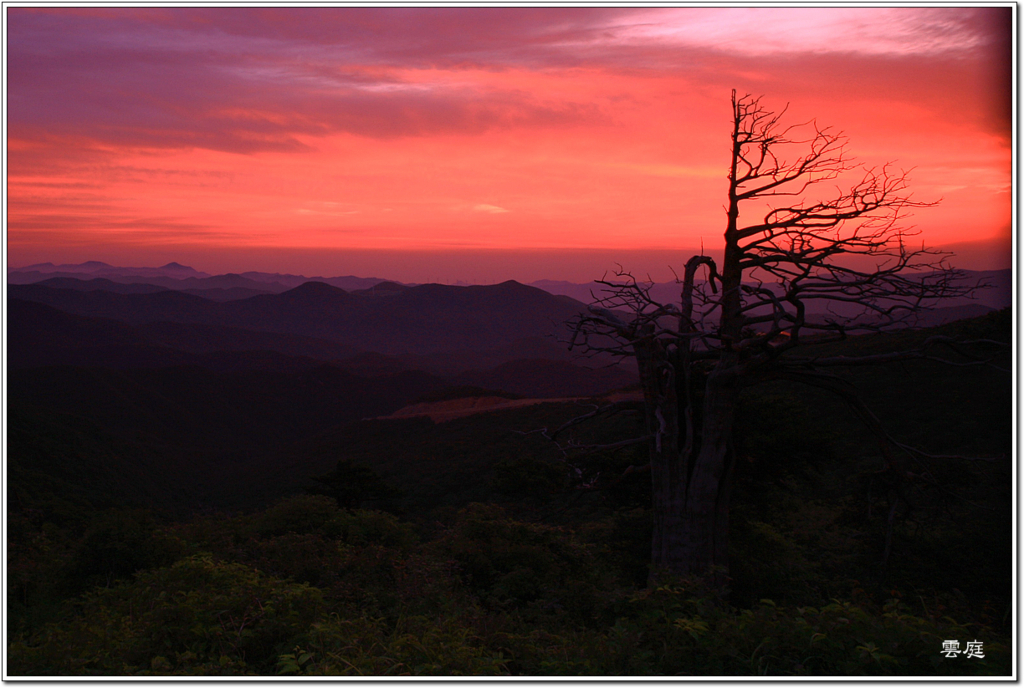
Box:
8;498;1011;677
8;310;1011;678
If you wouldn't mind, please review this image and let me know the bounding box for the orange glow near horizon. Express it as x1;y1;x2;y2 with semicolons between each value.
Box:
5;7;1012;282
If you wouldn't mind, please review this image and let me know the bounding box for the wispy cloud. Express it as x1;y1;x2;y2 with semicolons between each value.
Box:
296;208;360;216
473;204;510;214
614;8;997;57
6;8;612;153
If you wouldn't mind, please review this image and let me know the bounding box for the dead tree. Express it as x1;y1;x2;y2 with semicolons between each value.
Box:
568;91;995;585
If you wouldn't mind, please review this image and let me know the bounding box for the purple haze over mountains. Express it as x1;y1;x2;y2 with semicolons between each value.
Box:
9;260;1011;333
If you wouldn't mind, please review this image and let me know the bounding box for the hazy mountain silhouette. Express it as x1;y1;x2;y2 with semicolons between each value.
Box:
10;283;221;323
10;295;627;394
179;287;277;302
8;298;363;369
9;279;593;358
8;261;397;294
18;260;116;272
10;261;210;280
8;262;1010;519
351;281;409;297
8;299;150;366
34;277;171;294
12;261;1007;316
9;271;287;293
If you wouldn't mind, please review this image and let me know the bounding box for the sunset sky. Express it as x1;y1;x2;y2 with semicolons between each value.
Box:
4;6;1013;283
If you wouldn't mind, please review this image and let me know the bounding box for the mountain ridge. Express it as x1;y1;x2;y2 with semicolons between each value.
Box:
8;279;594;359
8;261;399;293
12;261;1009;311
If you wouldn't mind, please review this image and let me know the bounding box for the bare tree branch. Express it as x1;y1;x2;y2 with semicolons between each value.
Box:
559;90;999;583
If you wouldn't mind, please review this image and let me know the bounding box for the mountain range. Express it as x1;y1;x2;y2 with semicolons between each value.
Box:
8;261;392;295
6;260;1012;514
9;261;1011;372
7;269;635;512
9;278;591;358
12;260;1010;307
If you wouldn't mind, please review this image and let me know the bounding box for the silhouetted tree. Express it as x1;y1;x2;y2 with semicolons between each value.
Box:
565;91;999;585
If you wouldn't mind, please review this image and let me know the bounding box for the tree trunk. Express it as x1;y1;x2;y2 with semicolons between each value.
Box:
648;362;739;587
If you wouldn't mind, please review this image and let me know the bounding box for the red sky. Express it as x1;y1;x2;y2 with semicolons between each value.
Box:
4;7;1013;282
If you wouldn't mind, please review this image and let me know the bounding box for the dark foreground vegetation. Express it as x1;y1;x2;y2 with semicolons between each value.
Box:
6;309;1012;676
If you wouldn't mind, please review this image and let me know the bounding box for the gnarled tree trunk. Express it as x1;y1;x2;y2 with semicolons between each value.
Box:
569;91;975;590
644;353;740;584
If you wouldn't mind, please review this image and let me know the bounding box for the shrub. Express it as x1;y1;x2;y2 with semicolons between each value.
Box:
252;495;339;538
321;509;418;549
63;509;185;596
430;504;607;621
526;586;1012;676
278;614;510;676
8;555;323;676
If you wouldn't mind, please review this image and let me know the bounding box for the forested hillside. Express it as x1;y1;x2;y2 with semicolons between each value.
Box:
7;286;1012;675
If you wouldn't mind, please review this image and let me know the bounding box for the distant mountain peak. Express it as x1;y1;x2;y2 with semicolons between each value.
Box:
353;281;408;296
160;262;192;270
282;280;350;296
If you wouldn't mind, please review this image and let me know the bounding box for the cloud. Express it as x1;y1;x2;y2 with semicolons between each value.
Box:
616;8;1000;57
472;204;510;214
296;208;360;216
6;214;225;243
6;6;1009;159
6;8;613;154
